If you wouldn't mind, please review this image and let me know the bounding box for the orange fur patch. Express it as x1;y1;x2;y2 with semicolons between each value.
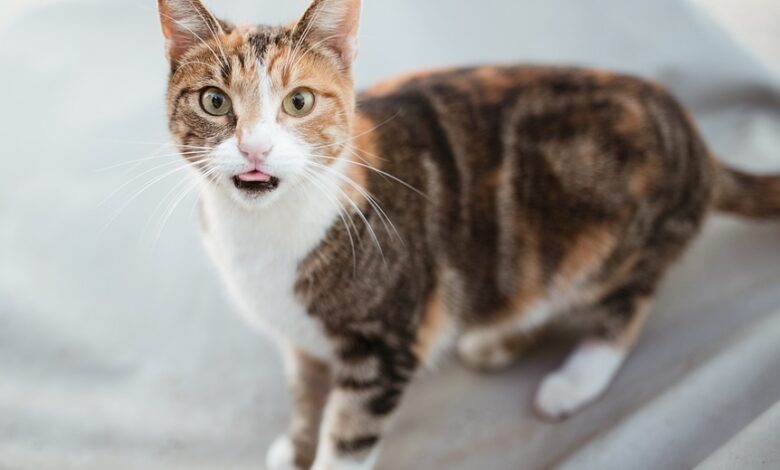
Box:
414;286;448;361
557;225;618;286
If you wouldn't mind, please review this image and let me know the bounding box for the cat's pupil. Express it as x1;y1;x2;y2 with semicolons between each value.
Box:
211;94;224;110
292;93;305;110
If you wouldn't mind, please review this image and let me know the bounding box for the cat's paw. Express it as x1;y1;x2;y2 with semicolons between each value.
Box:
534;371;589;420
456;331;515;372
266;435;300;470
534;341;626;420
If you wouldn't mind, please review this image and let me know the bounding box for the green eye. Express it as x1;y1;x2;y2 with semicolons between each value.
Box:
200;87;232;116
283;88;315;117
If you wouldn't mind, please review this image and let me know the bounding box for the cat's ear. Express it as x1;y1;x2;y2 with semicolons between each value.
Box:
157;0;223;66
293;0;362;69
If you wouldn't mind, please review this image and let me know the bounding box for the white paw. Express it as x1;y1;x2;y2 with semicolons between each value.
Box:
534;341;626;420
266;435;299;470
457;332;515;371
534;371;591;420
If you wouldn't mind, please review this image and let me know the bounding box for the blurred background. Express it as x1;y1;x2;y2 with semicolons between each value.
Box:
1;1;779;469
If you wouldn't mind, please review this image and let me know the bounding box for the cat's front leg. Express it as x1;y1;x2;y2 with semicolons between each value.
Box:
311;337;418;470
267;347;332;470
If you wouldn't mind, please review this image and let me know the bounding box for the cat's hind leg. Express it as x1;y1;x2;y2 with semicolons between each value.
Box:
534;286;652;420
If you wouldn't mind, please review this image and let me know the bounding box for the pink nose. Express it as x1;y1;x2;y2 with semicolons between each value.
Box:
238;141;273;163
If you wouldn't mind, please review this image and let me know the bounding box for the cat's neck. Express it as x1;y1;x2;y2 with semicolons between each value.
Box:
200;156;351;259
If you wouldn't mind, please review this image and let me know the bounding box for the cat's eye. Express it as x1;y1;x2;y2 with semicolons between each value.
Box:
282;88;315;117
200;87;232;116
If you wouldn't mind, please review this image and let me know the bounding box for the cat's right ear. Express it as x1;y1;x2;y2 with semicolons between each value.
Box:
157;0;223;66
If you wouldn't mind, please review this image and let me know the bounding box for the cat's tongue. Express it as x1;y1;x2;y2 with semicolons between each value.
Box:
237;170;272;182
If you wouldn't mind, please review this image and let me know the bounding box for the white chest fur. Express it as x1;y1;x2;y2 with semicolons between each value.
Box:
200;182;341;359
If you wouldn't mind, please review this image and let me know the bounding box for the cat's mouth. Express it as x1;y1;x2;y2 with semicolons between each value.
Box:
232;171;280;194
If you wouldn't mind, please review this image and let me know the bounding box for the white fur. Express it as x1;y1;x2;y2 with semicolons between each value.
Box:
266;435;298;470
535;340;627;419
200;66;346;359
201;183;338;358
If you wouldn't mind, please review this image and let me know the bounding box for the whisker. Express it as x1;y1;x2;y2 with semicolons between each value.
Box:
93;151;211;173
98;160;208;235
100;139;212;151
309;153;430;202
99;157;210;207
308;112;401;151
153;165;219;241
303;167;362;275
304;164;386;263
306;161;402;245
144;162;212;237
299;168;358;273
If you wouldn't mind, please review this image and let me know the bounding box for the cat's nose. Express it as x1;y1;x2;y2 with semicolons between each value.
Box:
238;140;273;163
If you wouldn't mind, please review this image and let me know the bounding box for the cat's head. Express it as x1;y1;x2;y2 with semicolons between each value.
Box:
158;0;361;208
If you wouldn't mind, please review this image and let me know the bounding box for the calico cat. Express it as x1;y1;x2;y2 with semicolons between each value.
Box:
156;0;780;468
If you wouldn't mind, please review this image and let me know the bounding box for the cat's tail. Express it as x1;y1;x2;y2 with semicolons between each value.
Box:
713;160;780;219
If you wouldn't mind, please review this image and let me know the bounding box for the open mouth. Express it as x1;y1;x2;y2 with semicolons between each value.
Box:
232;170;280;194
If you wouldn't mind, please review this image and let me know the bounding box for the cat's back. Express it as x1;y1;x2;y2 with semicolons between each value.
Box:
352;65;711;325
356;64;699;210
358;64;672;125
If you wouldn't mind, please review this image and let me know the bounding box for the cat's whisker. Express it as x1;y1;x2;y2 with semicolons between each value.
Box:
99;156;211;207
145;161;213;238
93;151;211;173
101;139;212;151
309;153;430;202
303;164;386;263
154;165;219;242
299;168;359;273
98;159;211;236
308;112;401;152
306;161;402;246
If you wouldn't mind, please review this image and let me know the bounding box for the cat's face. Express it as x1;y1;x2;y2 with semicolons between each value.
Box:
159;0;361;208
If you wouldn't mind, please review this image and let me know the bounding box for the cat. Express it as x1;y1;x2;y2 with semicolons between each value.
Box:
156;0;780;468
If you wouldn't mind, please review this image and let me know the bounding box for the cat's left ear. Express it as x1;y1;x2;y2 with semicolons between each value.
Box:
293;0;362;69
